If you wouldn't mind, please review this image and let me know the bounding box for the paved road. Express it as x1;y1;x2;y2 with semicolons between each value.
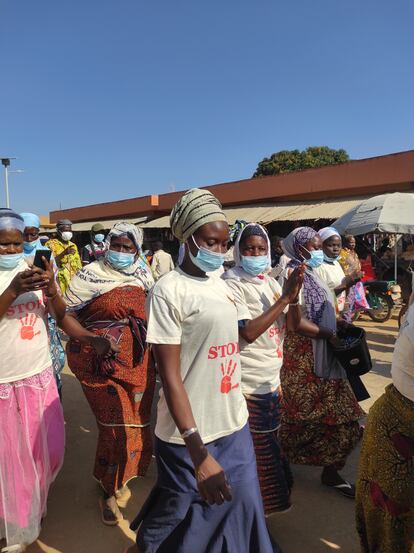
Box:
27;317;398;553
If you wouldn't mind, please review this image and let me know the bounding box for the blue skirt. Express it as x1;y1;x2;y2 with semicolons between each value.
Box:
130;424;280;553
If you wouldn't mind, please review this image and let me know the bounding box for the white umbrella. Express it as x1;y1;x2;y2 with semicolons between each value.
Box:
333;192;414;236
334;192;414;280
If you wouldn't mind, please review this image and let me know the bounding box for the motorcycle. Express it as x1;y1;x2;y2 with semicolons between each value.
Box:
354;280;401;323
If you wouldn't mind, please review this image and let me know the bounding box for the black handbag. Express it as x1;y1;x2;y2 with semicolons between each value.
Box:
331;324;372;401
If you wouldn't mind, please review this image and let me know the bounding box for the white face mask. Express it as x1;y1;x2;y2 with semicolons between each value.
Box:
60;231;73;242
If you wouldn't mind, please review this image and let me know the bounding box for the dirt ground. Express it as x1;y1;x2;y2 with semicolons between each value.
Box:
26;316;398;553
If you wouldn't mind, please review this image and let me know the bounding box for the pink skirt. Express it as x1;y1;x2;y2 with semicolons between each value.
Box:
0;367;65;549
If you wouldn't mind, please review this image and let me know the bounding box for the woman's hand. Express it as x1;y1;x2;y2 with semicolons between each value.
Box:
328;332;343;348
40;258;59;297
65;245;76;256
347;270;363;286
90;336;120;358
283;264;305;304
195;453;232;505
9;267;49;298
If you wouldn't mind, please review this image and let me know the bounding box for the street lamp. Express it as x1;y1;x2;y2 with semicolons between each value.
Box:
0;157;16;208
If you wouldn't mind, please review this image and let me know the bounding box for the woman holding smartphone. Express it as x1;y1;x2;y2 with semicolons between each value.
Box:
0;208;66;553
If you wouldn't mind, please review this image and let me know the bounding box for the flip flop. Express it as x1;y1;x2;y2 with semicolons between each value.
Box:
100;498;123;526
324;480;355;499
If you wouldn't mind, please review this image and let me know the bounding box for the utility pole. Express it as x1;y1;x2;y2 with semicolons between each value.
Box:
0;157;16;208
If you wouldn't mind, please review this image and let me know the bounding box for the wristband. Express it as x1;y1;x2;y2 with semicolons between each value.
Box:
181;427;198;439
289;299;300;306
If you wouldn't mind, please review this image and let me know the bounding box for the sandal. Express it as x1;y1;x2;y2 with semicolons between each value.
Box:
323;480;355;499
100;497;123;526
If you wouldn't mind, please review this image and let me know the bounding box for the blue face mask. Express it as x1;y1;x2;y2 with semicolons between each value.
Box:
94;233;105;243
106;250;135;270
323;252;339;263
241;255;268;276
0;252;24;270
188;236;225;273
23;240;40;255
305;249;324;269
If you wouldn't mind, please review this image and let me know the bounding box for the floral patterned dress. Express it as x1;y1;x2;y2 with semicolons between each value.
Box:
279;332;363;469
356;384;414;553
46;238;82;294
66;285;155;495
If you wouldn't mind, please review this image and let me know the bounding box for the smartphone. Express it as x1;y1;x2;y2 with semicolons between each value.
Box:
33;249;52;270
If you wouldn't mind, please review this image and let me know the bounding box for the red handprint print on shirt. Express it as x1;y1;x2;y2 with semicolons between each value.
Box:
220;359;239;394
19;314;41;340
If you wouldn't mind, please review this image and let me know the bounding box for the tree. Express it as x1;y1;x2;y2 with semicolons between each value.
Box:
253;146;349;178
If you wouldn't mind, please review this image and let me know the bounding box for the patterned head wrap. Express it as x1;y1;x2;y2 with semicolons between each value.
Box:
284;227;327;325
0;208;25;233
282;227;317;261
170;188;227;242
106;221;143;252
20;212;40;229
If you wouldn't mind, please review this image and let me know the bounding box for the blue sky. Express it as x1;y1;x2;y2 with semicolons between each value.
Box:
1;0;413;215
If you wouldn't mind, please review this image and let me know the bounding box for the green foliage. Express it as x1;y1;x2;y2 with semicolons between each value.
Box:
253;146;349;178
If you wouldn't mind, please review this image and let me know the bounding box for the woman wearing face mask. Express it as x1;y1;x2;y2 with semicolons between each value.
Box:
81;223;107;266
279;227;364;499
314;227;362;316
222;222;304;516
46;219;82;294
339;235;370;322
0;208;65;552
20;212;66;397
61;222;155;526
128;190;279;553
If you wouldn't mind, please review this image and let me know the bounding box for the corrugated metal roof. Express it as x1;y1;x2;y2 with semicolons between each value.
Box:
140;196;370;228
70;217;147;231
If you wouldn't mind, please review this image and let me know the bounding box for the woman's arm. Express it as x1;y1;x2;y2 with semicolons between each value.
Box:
42;258;66;322
239;265;304;344
287;313;340;346
0;287;19;320
334;271;364;295
153;343;232;506
59;313;117;356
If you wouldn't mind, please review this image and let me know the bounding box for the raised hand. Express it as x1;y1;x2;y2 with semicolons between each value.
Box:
283;264;305;304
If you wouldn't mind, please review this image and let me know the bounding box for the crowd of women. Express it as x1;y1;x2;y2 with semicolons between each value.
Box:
0;188;412;553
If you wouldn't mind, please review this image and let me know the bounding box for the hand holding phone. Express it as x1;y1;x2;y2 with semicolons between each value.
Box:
33;249;52;270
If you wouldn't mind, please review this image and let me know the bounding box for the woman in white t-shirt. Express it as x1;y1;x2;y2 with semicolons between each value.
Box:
222;223;303;515
356;300;414;552
129;189;279;553
0;209;66;552
314;227;362;315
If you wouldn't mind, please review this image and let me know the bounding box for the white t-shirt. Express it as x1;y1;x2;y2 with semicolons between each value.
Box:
392;303;414;402
314;260;346;313
146;267;248;445
224;275;286;395
0;262;52;384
